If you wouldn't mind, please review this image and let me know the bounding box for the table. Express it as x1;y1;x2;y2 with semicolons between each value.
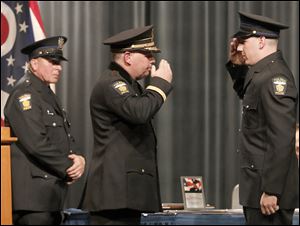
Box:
140;209;299;225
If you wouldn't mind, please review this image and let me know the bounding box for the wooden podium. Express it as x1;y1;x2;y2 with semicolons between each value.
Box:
1;127;17;225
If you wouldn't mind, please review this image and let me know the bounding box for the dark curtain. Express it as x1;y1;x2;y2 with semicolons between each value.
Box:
39;1;299;209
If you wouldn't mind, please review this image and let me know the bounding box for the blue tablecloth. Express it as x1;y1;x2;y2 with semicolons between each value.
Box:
61;208;299;225
62;208;90;225
141;209;300;225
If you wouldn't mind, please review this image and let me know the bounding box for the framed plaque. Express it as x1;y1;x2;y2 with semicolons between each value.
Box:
181;176;206;210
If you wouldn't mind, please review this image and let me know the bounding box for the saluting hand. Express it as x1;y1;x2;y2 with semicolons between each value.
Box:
229;38;245;65
151;59;173;83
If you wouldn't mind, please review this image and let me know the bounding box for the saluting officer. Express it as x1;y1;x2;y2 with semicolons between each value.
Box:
4;36;85;225
82;25;173;225
226;12;299;225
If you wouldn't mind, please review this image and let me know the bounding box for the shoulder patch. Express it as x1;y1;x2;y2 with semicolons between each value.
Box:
112;81;130;95
18;94;32;111
272;77;287;95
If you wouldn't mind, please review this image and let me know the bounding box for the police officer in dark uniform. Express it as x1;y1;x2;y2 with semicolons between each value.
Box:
4;36;85;225
226;12;299;225
82;25;173;225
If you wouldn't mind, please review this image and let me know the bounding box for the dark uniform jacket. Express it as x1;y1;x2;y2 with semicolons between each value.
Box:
227;51;299;209
82;62;172;213
4;71;77;211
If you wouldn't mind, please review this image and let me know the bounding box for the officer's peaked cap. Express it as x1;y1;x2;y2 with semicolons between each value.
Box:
103;25;160;53
233;11;289;39
21;36;68;61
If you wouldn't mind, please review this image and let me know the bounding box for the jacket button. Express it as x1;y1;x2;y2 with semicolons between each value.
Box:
141;169;145;173
52;122;56;127
44;175;48;178
250;165;254;168
70;150;73;153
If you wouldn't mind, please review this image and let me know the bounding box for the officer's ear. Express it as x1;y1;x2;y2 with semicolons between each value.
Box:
258;36;266;49
123;51;132;66
29;58;39;71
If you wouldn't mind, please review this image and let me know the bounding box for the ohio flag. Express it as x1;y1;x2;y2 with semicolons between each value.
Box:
1;1;45;126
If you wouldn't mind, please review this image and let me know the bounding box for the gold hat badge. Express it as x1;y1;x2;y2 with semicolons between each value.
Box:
58;37;65;49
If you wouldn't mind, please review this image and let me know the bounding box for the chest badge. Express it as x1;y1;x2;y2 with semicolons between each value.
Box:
272;77;287;95
18;94;32;111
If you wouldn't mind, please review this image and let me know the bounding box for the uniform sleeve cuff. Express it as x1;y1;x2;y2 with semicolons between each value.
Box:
146;77;172;102
147;85;167;101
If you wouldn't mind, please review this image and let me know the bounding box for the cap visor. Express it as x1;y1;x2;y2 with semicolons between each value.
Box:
232;31;253;39
130;47;161;53
43;56;68;62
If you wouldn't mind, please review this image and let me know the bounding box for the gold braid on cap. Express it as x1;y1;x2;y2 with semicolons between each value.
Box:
111;29;160;53
37;48;63;55
111;44;160;53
